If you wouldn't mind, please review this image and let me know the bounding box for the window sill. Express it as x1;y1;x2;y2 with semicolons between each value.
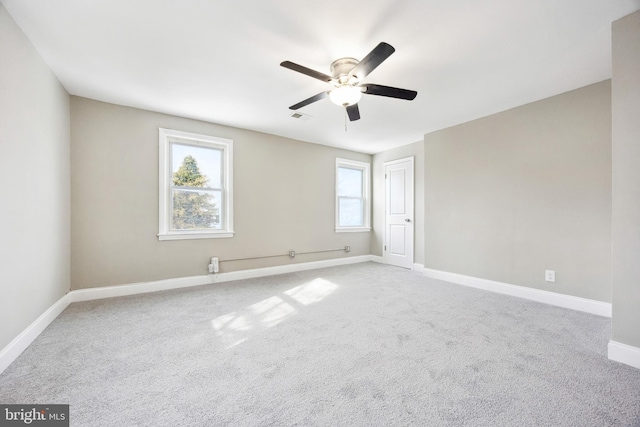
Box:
158;231;235;241
335;227;371;233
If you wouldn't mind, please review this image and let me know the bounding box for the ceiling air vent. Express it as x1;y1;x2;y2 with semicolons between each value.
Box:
290;112;311;121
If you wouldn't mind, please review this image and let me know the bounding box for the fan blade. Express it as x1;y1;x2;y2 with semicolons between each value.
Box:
346;104;360;121
289;91;328;110
349;42;395;80
362;84;417;100
280;61;333;83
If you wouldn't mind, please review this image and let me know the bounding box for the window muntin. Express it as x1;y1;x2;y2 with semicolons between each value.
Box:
336;158;370;232
159;129;233;240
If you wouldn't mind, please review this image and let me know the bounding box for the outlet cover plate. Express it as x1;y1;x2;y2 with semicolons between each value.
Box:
545;270;556;283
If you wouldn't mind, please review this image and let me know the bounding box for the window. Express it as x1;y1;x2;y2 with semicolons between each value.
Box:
158;128;233;240
336;158;370;232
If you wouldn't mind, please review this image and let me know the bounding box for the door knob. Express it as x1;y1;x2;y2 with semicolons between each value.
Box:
405;218;411;223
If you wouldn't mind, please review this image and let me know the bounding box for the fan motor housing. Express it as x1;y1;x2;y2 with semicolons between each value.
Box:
330;57;359;81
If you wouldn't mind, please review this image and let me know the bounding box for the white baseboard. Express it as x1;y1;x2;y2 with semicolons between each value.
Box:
70;275;215;302
71;255;374;302
0;255;374;374
370;255;384;264
413;263;424;273
0;294;72;374
608;341;640;369
213;255;374;283
423;268;611;318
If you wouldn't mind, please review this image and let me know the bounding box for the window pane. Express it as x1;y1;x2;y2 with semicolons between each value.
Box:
339;197;364;227
172;143;222;189
338;167;363;197
172;189;222;230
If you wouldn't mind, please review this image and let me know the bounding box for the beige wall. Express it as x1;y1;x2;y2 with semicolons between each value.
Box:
71;97;371;289
424;81;612;302
0;4;70;350
371;141;424;264
612;11;640;348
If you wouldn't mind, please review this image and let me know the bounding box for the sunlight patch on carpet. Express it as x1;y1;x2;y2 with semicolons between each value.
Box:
211;278;338;349
284;278;339;305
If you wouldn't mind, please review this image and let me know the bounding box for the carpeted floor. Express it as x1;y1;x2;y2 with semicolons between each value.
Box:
1;262;640;426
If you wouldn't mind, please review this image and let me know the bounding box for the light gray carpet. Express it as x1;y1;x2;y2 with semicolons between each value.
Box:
1;262;640;426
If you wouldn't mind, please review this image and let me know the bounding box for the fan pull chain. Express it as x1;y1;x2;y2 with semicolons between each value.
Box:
344;110;348;132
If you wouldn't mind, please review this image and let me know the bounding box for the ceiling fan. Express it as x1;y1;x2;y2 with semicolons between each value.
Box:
280;42;417;121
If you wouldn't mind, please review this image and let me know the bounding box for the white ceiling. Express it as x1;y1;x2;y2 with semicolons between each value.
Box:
3;0;639;154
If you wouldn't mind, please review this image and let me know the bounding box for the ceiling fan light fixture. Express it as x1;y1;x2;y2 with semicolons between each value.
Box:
329;85;362;106
281;42;417;121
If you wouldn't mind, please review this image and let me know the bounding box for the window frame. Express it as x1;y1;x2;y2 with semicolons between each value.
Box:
158;128;234;240
335;158;371;233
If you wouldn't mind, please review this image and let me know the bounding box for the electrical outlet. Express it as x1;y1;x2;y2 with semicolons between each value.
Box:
545;270;555;283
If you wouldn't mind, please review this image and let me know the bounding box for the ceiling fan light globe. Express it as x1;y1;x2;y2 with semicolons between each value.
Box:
329;85;362;106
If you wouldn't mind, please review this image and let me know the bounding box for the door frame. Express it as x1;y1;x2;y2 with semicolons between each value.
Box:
383;156;415;269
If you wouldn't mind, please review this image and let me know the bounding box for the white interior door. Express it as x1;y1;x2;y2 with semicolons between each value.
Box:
384;157;414;269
